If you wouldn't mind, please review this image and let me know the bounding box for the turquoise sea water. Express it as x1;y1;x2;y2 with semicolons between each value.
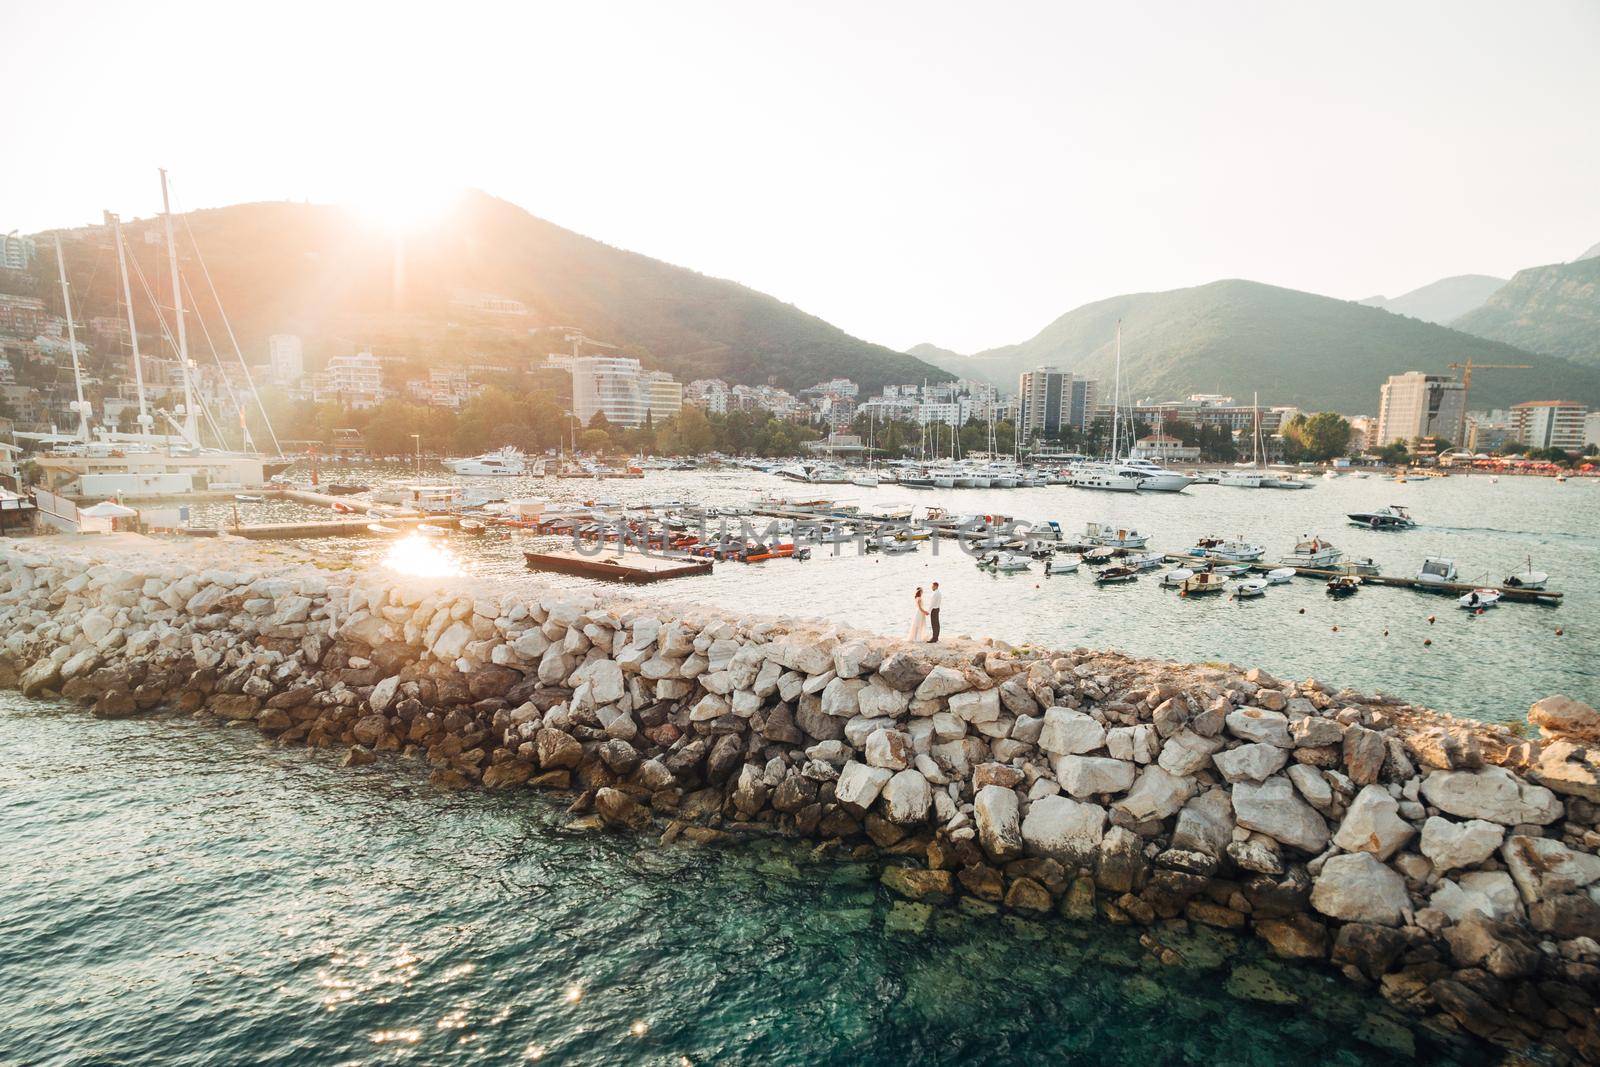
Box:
204;465;1598;725
0;693;1487;1065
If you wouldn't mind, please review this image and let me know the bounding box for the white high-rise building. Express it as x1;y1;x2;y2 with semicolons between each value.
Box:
1510;401;1588;451
1375;372;1466;446
643;371;683;422
268;334;304;387
571;356;648;428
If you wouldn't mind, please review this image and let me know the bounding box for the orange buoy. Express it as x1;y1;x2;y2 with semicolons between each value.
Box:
1423;638;1432;646
1427;615;1436;624
1332;625;1339;632
1555;628;1564;636
1382;629;1389;636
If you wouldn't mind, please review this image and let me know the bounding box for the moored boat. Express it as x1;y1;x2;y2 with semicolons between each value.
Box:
1094;565;1138;584
1160;567;1195;587
1459;588;1501;610
366;523;403;536
1179;571;1228;595
1265;567;1296;584
1231;577;1269;597
1503;558;1549;590
1326;575;1361;597
1416;557;1458;587
1280;535;1342;568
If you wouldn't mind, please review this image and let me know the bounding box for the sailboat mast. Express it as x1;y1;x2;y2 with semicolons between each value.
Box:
160;168;199;447
108;212;150;435
1110;321;1123;461
53;235;90;442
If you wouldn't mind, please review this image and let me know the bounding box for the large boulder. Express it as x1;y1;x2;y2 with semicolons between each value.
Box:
1419;767;1563;826
913;665;968;701
865;728;913;771
1529;695;1600;741
1500;834;1600;905
1038;708;1106;756
974;784;1023;861
1431;871;1523;923
1233;776;1329;853
880;769;933;825
1053;755;1135;798
1212;742;1288;784
1225;709;1292;748
835;760;893;813
1021;795;1106;864
1171;788;1235;859
1310;853;1410;926
1156;729;1224;776
1112;765;1195;823
1419;816;1503;872
1331;785;1416;861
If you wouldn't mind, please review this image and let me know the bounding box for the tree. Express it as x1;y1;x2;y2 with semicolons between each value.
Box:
1282;412;1353;462
578;428;611;454
1374;440;1409;466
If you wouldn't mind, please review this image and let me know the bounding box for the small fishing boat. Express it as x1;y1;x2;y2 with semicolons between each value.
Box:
1083;546;1120;564
1094;565;1138;584
1231;578;1269;598
1084;522;1150;549
325;483;369;496
1179;571;1228;595
978;552;1032;572
367;523;403;536
1160;567;1195;588
1209;539;1266;562
458;518;487;535
880;540;918;555
1044;557;1079;575
1281;535;1342;568
1459;588;1501;610
1342;557;1380;577
1203;562;1251;578
1265;567;1296;584
234;493;264;503
1326;575;1361;597
415;523;450;537
1348;505;1415;530
1122;552;1165;571
1416;557;1458;587
1503;558;1549;590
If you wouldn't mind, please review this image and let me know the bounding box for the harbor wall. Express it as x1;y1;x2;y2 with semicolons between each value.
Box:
3;537;1599;1061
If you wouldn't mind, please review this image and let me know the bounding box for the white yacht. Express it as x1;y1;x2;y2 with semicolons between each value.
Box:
1194;537;1265;562
1216;470;1264;488
445;447;527;476
1280;535;1342;568
1065;464;1141;492
1118;457;1194;492
1084;522;1150;548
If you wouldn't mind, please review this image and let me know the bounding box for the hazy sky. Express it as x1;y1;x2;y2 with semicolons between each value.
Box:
6;1;1598;353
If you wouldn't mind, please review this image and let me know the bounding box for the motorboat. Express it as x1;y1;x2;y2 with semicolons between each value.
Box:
367;523;403;536
1160;567;1195;588
1084;522;1150;548
1217;470;1264;488
1232;578;1269;598
233;493;264;503
458;518;487;535
1459;588;1501;610
445;447;527;476
850;471;881;488
1343;557;1380;577
1280;535;1342;568
1416;558;1458;587
415;523;450;537
1044;557;1079;575
880;540;918;555
1265;567;1296;584
1326;575;1361;598
978;552;1032;572
1263;474;1311;490
1203;562;1251;578
1503;559;1548;590
1122;552;1166;571
1347;505;1416;531
1094;565;1138;584
1195;538;1264;562
325;483;369;496
1179;571;1228;595
1083;546;1120;564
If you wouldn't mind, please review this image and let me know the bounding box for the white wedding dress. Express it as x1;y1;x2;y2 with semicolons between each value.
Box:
907;596;928;641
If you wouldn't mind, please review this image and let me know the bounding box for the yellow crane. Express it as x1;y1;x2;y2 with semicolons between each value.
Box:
1447;359;1531;447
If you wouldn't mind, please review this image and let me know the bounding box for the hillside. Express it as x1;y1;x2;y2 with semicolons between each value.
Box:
906;342;968;364
922;279;1600;414
1451;257;1600;367
34;191;949;395
1576;241;1600;262
1359;274;1504;325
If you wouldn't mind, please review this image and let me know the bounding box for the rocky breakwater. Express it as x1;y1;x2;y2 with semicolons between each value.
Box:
3;539;1600;1061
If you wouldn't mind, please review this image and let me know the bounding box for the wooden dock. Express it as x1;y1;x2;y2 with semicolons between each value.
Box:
188;515;461;541
1161;554;1563;604
523;547;713;584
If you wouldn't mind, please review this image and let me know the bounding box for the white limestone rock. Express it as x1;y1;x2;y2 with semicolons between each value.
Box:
974;784;1023;860
914;665;970;701
1233;775;1329;853
835;760;894;812
1053;754;1136;799
1112;765;1196;823
1332;784;1416;861
1021;794;1107;864
1212;742;1289;784
1419;767;1563;826
1501;834;1600;905
1156;729;1223;776
880;768;933;824
947;688;1001;724
1038;707;1106;756
1310;852;1410;926
1225;708;1293;748
1419;816;1504;872
865;728;914;771
1432;871;1523;923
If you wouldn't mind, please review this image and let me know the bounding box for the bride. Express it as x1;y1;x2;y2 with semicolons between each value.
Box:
907;586;929;641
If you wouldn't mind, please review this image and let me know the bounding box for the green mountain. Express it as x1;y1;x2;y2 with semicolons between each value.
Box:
36;191;949;395
1359;274;1505;325
921;279;1600;414
1451;257;1600;366
906;342;969;364
1575;241;1600;262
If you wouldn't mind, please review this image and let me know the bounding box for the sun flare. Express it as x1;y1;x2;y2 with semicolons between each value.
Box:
347;178;459;234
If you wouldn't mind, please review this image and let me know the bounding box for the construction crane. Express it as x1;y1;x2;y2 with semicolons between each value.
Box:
1447;359;1531;447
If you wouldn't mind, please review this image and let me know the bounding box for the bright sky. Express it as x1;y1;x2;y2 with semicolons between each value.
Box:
6;1;1598;353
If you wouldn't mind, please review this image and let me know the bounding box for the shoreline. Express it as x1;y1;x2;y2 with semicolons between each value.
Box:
4;534;1599;1062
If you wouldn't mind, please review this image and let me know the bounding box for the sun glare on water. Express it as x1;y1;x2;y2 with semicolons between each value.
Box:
381;534;465;578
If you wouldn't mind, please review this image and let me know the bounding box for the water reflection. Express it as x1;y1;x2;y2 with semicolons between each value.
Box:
382;534;465;577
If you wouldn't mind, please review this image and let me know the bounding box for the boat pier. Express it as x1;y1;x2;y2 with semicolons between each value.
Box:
523;547;714;584
1162;554;1564;605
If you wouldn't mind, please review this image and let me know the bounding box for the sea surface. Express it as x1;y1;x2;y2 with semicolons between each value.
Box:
0;691;1486;1065
204;464;1598;725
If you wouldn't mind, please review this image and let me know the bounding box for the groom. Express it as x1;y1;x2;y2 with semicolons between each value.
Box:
928;581;941;643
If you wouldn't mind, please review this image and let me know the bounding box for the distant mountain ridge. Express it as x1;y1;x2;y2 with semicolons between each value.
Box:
1451;256;1600;367
35;191;950;395
1359;274;1505;325
918;278;1600;414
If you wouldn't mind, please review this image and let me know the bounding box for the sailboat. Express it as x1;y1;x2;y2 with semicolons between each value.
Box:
28;171;291;498
1065;322;1142;492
